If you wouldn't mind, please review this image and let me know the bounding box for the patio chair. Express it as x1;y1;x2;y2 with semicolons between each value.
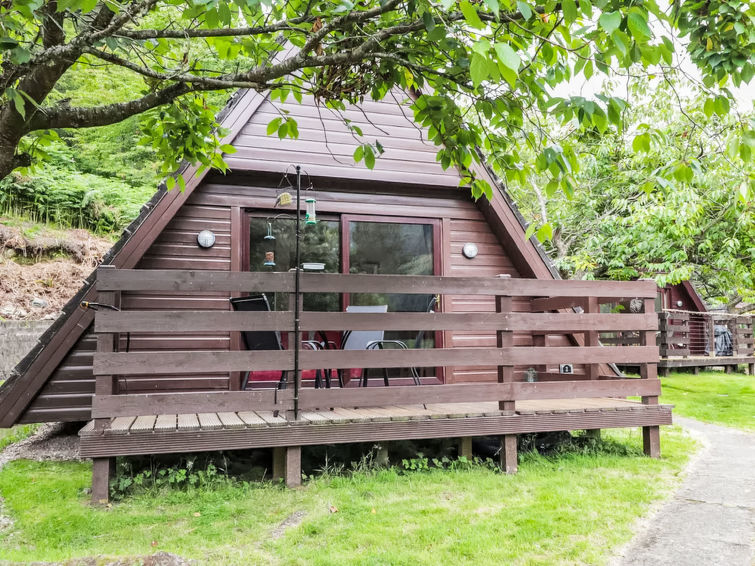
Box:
340;304;388;387
230;295;330;390
365;295;438;386
230;295;288;390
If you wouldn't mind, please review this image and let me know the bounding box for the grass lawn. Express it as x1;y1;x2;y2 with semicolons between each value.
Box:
0;426;695;565
661;370;755;431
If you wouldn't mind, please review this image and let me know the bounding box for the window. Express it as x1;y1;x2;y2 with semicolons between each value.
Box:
249;216;340;311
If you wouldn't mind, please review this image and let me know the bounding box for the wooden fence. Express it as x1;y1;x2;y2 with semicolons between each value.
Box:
91;268;660;424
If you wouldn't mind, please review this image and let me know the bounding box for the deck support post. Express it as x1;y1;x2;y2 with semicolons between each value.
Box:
643;426;661;458
458;437;473;459
725;365;734;374
285;446;302;488
748;363;755;376
692;366;699;375
500;435;517;474
91;266;120;505
272;447;286;481
91;457;114;505
585;429;601;440
640;293;661;459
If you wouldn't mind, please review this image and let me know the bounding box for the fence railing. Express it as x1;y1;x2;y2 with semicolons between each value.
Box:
91;268;660;423
659;310;754;358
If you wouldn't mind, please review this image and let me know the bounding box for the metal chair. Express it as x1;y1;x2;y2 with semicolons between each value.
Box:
230;295;288;390
340;305;387;387
365;295;438;386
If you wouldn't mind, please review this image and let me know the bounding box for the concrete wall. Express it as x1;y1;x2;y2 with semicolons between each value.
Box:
0;321;51;380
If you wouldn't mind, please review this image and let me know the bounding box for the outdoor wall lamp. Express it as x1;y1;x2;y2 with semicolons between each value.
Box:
462;242;478;259
197;230;215;248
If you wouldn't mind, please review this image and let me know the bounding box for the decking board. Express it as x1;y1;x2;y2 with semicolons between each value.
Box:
80;399;673;458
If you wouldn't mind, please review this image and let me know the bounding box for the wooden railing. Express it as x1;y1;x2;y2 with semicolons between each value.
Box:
659;310;754;358
91;268;660;423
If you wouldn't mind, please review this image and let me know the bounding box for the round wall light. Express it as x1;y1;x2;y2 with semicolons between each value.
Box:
462;242;478;259
197;230;216;248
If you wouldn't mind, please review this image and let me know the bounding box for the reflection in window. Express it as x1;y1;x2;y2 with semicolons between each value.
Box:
349;221;435;349
249;217;340;311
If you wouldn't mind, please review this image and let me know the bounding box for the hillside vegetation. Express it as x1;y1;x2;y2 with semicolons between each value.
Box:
0;66;161;234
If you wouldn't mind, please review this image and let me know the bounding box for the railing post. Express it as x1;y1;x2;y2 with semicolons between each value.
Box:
496;275;517;473
584;296;600;380
707;315;715;357
640;295;660;458
92;265;120;504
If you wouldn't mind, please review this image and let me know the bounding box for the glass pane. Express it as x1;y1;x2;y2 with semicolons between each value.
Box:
249;217;340;311
349;221;435;349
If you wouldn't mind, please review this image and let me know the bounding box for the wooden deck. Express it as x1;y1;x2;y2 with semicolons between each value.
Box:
79;398;672;459
84;269;669;501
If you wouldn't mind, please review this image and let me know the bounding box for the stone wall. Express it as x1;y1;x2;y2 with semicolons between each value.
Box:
0;321;51;381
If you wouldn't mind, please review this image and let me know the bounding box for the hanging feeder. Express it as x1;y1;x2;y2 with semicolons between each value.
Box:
263;221;276;266
305;197;317;225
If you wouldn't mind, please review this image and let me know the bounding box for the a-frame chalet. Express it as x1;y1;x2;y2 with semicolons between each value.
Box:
0;85;669;501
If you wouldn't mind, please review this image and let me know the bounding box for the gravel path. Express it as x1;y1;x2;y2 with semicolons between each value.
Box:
615;417;754;566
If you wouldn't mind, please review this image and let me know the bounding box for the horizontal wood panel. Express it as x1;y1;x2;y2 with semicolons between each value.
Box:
297;379;662;409
95;311;658;333
90;379;660;418
97;269;657;298
93;346;658;375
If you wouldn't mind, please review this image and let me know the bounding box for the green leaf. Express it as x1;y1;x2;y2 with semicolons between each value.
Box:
166;176;176;190
266;117;282;135
713;95;730;116
536;222;553;242
470;53;489;87
627;12;651;41
220;144;237;154
6;88;25;119
177;174;186;192
0;37;19;49
10;47;31;64
353;145;364;162
516;0;532;20
524;222;538;240
599;11;622;34
364;146;376;169
483;0;499;14
460;0;485;30
703;97;715;118
562;0;578;24
632;132;651;153
494;43;521;71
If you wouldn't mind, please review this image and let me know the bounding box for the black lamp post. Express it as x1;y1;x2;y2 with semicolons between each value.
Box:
293;165;302;418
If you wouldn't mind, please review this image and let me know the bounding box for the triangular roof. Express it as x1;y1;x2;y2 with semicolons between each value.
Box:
0;84;559;428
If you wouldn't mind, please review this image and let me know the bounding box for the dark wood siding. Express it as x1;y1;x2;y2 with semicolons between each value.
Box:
228;95;460;188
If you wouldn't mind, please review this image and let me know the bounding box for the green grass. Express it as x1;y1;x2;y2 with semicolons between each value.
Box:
0;424;39;452
661;370;755;431
0;427;695;565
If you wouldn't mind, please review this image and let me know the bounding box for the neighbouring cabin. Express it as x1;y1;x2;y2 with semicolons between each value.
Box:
656;282;754;375
0;87;671;502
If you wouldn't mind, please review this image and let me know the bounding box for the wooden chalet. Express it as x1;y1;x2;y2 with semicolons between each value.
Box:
0;84;671;503
657;282;754;375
